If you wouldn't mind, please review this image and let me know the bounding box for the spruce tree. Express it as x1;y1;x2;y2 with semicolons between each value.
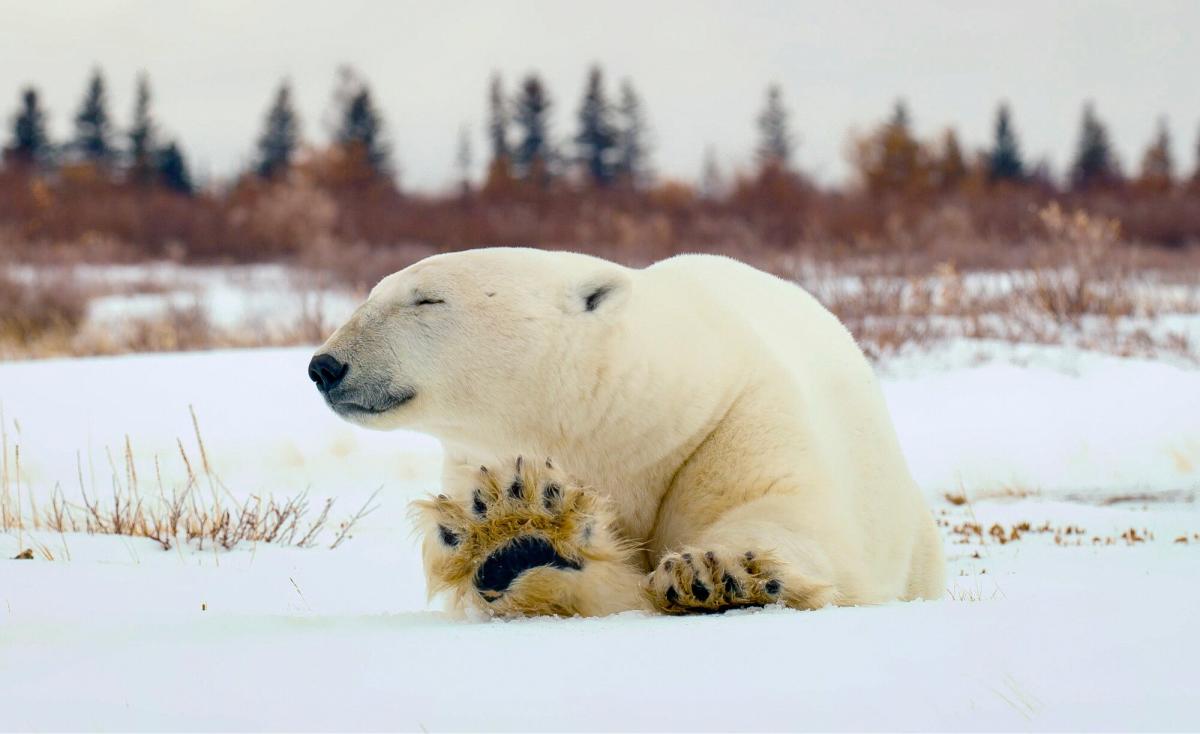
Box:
1071;102;1120;190
1138;118;1173;191
614;79;651;188
938;129;967;191
512;74;552;183
255;81;300;180
1195;125;1200;186
333;71;391;178
988;103;1024;182
889;100;911;131
5;87;51;167
863;99;928;195
574;66;617;186
756;84;793;169
127;73;157;185
487;73;510;169
156;141;193;194
455;124;473;193
73;68;115;167
699;145;724;200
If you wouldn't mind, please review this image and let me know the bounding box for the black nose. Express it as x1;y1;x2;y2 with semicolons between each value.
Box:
308;354;348;392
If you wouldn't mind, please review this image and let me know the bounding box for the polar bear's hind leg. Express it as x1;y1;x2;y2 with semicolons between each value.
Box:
647;493;842;613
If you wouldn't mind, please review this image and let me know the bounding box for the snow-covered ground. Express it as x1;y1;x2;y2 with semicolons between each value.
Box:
11;262;360;336
2;342;1199;730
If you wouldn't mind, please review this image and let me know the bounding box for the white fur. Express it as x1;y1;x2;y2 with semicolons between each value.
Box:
317;248;945;607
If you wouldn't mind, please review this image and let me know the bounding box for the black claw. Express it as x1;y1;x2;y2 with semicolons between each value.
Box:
691;580;711;602
509;459;524;497
543;483;561;509
764;579;782;596
438;525;460;547
704;551;716;564
744;551;755;561
663;558;675;572
723;573;741;597
682;552;693;563
665;586;679;605
472;489;487;517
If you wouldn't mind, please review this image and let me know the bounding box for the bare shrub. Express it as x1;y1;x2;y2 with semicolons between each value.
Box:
298;240;438;292
800;221;1200;364
226;176;339;256
0;268;88;348
125;300;216;353
1030;203;1135;323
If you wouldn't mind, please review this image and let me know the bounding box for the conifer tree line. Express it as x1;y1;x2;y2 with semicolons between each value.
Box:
5;64;1200;197
5;68;194;193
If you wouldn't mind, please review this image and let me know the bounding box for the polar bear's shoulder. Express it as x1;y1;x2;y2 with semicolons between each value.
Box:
642;253;863;374
642;253;823;319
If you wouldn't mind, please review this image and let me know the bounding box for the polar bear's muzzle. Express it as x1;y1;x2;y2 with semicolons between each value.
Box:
308;352;415;418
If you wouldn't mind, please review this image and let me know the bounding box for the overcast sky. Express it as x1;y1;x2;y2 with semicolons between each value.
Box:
2;0;1197;190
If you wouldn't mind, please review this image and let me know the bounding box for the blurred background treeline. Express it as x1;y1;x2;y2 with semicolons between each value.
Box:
3;63;1199;276
4;57;1200;364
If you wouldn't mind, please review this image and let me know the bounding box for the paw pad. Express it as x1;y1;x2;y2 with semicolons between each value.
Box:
415;456;605;610
475;536;581;596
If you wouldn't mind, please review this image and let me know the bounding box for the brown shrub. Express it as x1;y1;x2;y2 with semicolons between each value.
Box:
0;268;88;347
1030;203;1134;323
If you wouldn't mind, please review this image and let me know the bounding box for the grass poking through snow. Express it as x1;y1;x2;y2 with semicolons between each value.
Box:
0;405;380;553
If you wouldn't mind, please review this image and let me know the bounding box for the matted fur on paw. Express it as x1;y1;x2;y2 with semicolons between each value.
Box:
412;457;628;617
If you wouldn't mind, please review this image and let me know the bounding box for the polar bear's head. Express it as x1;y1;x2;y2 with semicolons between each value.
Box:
309;248;633;438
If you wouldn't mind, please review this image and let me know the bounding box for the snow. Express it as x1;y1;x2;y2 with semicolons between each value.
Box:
12;262;360;334
2;343;1199;730
884;342;1200;499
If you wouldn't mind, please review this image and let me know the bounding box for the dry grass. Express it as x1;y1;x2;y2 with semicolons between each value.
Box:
0;406;380;553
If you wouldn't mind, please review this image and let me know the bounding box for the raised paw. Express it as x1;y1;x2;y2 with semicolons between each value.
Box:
412;457;631;617
647;548;787;614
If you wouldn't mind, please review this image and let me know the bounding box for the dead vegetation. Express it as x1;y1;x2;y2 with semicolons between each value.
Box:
937;488;1197;550
0;263;343;360
0;268;88;347
2;203;1199;363
0;406;380;553
944;514;1189;549
798;205;1200;363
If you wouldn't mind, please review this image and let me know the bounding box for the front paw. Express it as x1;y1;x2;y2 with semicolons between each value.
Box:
647;548;785;614
412;457;615;616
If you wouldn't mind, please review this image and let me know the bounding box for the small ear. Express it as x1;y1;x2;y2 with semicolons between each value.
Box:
575;272;631;314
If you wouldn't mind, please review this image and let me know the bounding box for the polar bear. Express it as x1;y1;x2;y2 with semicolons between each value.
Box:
309;247;944;616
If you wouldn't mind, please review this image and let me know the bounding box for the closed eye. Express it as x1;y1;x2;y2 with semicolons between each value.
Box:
413;297;445;306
